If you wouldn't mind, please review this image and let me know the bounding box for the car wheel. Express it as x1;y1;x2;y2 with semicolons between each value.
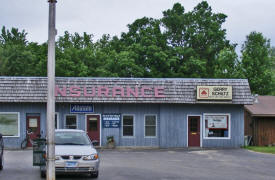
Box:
90;171;99;178
40;170;46;178
40;166;46;178
20;139;27;149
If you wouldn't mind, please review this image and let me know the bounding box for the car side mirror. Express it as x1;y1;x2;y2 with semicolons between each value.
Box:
0;133;2;139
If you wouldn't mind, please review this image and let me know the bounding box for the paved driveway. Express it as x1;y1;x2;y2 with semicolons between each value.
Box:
0;148;275;180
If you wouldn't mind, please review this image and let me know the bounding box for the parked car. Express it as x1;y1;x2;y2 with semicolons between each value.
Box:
40;129;100;178
0;133;4;170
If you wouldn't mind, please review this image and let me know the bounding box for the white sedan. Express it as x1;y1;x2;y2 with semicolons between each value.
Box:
40;129;100;178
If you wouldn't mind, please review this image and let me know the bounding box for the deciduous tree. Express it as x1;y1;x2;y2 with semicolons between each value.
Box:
162;1;232;77
241;32;274;95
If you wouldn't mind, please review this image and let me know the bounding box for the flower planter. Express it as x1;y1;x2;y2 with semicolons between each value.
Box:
106;136;115;149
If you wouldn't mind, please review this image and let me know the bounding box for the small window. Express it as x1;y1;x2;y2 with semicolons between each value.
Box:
88;117;98;131
65;115;77;129
145;115;157;137
122;115;134;137
28;118;38;133
190;117;198;132
204;114;230;139
0;113;19;137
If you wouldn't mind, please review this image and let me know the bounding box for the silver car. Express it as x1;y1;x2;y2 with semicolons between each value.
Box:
40;129;100;178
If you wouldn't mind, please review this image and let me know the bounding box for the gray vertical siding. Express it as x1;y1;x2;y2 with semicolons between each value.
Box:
56;104;88;133
99;104;160;147
202;106;244;147
159;104;244;148
1;103;244;149
99;104;120;147
0;103;46;149
159;104;187;148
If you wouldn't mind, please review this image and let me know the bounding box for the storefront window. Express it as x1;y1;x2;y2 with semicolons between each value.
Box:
145;115;157;137
122;115;134;136
0;113;19;136
204;114;230;139
65;115;77;129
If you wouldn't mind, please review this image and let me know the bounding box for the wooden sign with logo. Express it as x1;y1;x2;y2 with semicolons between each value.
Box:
197;86;232;100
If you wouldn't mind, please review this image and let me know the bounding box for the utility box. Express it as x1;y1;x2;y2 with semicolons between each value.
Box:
33;138;46;166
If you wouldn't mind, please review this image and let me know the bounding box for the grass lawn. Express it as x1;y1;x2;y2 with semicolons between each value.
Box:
244;146;275;154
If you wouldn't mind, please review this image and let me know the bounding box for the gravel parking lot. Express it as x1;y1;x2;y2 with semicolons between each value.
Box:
0;148;275;180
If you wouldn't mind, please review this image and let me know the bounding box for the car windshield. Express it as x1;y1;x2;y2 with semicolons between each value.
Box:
55;131;91;145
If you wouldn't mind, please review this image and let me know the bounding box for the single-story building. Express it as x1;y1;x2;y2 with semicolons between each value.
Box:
245;96;275;146
0;77;253;149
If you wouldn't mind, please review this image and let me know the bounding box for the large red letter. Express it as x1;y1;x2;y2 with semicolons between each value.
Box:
98;86;109;97
141;86;152;97
84;86;95;97
154;87;165;97
112;87;125;97
55;85;67;96
126;86;139;97
69;86;81;97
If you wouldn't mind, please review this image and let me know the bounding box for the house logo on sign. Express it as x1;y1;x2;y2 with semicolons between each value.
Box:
199;88;209;98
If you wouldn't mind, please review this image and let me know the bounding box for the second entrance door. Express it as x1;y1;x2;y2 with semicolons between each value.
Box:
86;115;100;145
26;115;40;147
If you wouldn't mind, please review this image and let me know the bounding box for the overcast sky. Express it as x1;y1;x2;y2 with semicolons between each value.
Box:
1;0;275;52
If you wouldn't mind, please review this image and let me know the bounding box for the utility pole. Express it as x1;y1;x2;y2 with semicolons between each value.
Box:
47;0;57;180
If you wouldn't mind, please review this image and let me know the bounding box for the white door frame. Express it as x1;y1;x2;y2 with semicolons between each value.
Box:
85;114;102;147
186;115;202;147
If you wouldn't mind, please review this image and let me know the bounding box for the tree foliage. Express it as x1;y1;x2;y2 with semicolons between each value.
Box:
0;27;36;76
162;2;231;77
0;1;274;95
214;47;243;78
241;32;274;95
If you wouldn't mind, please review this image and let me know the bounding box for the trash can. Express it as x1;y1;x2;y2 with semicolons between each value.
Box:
33;138;46;166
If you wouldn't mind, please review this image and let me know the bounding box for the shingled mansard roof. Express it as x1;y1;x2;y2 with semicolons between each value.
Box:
0;77;253;104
